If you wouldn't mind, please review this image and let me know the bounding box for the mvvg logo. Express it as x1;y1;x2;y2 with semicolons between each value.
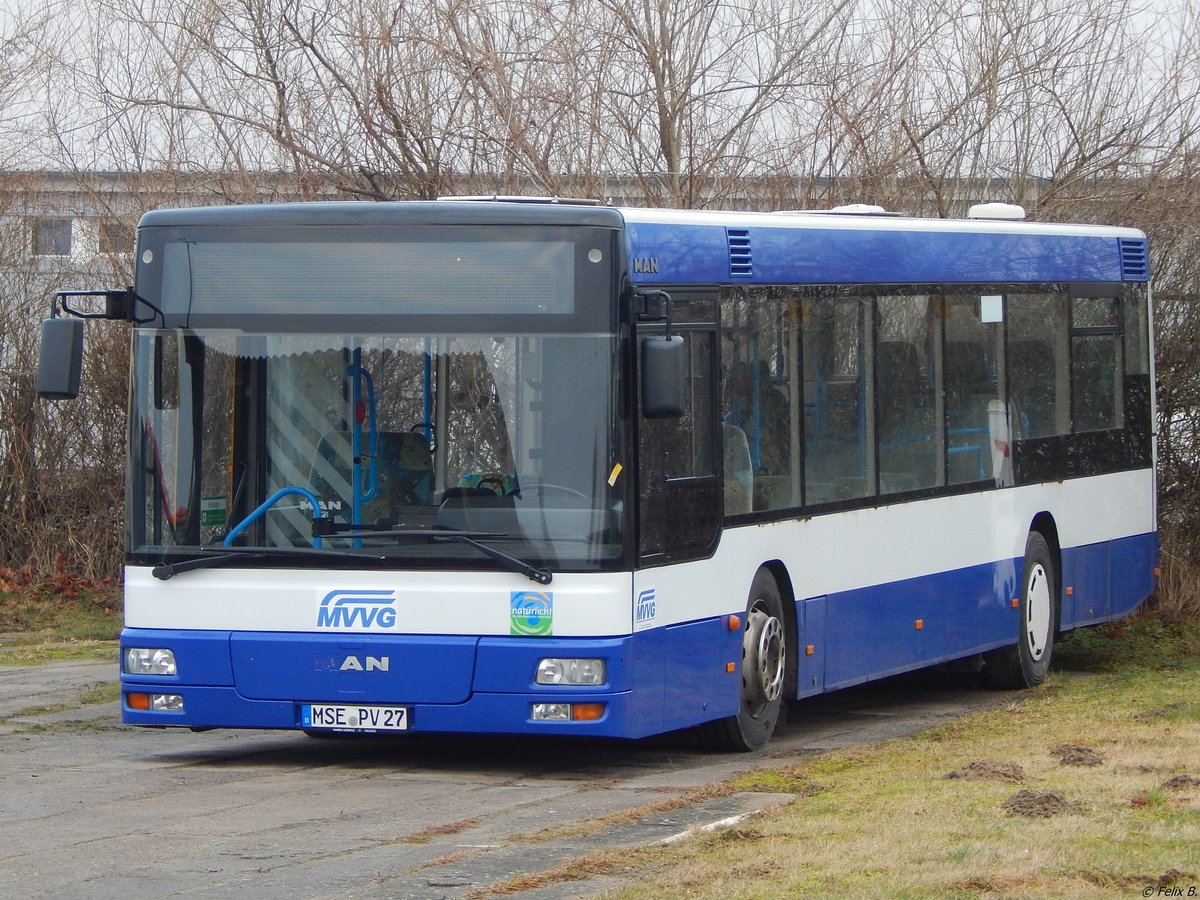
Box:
635;588;656;629
317;589;398;629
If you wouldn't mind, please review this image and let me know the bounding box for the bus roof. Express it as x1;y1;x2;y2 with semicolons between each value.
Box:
617;204;1143;238
617;206;1148;286
137;199;1149;286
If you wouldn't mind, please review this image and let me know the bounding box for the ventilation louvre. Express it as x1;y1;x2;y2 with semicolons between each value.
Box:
1119;238;1149;281
727;229;752;278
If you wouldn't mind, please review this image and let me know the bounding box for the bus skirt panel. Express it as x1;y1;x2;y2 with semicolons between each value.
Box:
815;530;1157;691
118;625;740;738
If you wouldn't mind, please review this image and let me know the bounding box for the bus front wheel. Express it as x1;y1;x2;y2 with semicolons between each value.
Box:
704;569;788;752
984;531;1057;689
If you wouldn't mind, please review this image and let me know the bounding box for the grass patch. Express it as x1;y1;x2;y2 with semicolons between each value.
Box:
15;717;125;735
592;617;1200;899
1;681;121;734
393;818;482;844
1054;616;1200;672
4;681;119;719
0;588;121;664
511;783;739;844
0;588;121;642
0;635;118;665
468;847;661;898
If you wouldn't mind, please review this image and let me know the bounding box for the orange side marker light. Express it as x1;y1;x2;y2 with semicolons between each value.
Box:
126;692;150;711
727;614;741;631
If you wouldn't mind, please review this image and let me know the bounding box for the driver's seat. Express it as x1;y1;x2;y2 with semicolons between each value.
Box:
311;430;433;523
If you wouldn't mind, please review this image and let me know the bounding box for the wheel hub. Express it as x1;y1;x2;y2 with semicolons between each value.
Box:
743;608;785;713
1025;562;1051;660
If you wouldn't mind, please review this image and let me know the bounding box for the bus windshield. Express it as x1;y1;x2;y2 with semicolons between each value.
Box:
128;329;624;572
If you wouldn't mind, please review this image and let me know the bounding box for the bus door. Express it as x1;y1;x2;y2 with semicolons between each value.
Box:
636;321;721;564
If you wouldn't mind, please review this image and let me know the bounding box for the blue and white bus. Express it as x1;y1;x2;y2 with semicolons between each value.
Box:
39;198;1158;751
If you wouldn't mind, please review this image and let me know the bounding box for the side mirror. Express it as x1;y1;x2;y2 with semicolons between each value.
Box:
641;335;685;418
37;317;84;400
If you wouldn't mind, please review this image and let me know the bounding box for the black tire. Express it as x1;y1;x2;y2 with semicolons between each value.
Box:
983;531;1057;689
703;569;789;752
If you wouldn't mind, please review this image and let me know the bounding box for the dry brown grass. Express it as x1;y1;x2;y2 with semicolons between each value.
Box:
394;818;482;844
467;847;659;899
587;629;1200;899
415;849;476;870
509;782;738;844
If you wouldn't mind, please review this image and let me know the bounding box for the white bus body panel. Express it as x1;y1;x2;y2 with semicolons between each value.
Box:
636;470;1154;627
125;568;635;636
127;470;1151;637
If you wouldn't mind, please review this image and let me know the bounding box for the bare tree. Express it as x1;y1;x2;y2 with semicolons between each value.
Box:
1;0;1198;598
589;0;857;207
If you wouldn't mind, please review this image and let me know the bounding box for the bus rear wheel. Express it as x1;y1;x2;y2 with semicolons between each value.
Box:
984;531;1057;689
704;569;788;752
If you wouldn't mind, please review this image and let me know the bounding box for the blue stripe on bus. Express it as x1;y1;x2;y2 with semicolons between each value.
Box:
119;531;1156;736
817;530;1157;690
624;221;1138;285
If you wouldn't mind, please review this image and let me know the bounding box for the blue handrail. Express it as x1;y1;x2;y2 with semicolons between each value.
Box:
347;358;379;510
223;487;324;548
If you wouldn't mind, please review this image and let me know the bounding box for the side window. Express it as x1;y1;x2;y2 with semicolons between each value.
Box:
1070;295;1123;433
1122;286;1153;465
1124;288;1150;377
803;295;873;503
639;329;719;559
1007;292;1069;438
719;288;800;513
876;295;940;493
944;294;1005;485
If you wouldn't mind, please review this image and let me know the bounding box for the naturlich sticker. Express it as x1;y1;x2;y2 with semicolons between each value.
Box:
510;590;553;636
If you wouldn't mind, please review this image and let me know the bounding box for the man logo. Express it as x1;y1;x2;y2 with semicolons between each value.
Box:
314;655;391;672
340;655;389;672
316;589;398;629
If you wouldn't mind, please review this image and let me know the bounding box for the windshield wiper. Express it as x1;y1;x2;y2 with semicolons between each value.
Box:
152;545;388;581
321;526;558;583
151;532;553;584
312;527;551;584
327;527;587;544
431;534;553;585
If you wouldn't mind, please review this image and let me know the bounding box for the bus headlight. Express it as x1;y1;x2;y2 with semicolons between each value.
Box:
536;658;605;685
125;647;177;676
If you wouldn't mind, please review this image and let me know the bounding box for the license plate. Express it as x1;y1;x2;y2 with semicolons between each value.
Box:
300;703;409;732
